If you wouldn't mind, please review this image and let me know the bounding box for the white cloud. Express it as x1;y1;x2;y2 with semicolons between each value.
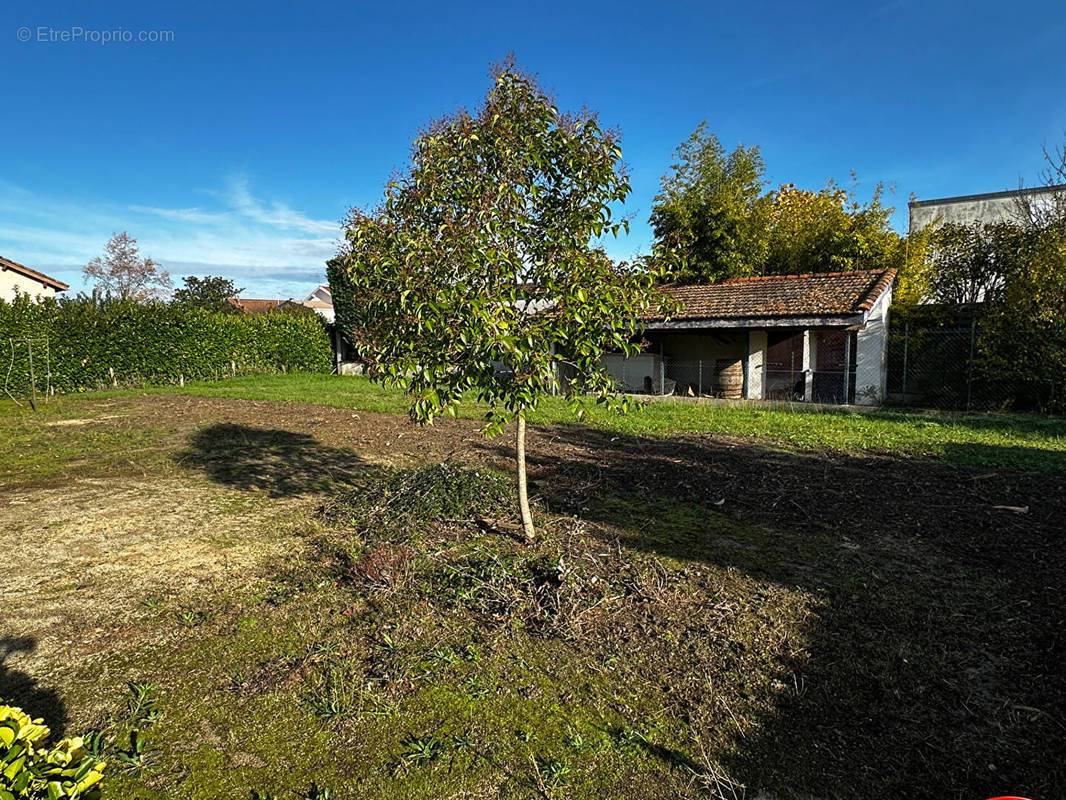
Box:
0;176;344;297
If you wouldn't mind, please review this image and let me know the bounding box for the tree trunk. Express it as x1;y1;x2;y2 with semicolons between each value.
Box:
516;412;535;541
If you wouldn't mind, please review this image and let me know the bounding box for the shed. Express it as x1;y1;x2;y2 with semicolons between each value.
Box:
623;269;896;405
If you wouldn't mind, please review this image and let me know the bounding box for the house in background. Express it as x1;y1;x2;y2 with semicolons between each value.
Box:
290;285;334;322
226;297;284;314
609;269;896;406
228;285;354;371
909;183;1066;232
228;286;335;321
1;255;69;301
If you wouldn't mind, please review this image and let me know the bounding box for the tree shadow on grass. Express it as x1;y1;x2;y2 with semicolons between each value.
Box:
175;423;368;497
0;637;67;738
484;424;1066;799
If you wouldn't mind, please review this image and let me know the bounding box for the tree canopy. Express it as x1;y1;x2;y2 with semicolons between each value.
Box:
172;275;243;312
649;123;769;283
334;60;672;538
650;126;905;283
762;180;903;276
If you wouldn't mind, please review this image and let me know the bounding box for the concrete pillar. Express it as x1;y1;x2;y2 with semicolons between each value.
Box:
746;330;767;399
802;329;816;402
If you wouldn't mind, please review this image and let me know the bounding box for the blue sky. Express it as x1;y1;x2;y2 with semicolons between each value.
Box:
3;0;1064;299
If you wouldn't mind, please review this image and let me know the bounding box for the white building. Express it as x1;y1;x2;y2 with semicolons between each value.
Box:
0;255;69;302
909;184;1066;232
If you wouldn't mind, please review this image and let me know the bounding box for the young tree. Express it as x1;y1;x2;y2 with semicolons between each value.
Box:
650;123;770;284
83;232;171;302
172;275;243;312
335;61;672;539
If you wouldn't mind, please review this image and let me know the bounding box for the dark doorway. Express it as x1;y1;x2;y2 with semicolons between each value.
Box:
813;329;857;403
765;330;805;400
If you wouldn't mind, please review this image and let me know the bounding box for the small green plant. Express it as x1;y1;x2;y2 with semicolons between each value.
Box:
111;682;161;774
177;609;205;627
125;682;160;728
0;700;107;799
535;756;572;788
399;735;443;768
111;729;154;772
298;782;334;800
141;596;162;609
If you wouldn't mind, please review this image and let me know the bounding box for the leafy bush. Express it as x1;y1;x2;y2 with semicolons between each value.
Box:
0;701;106;799
0;294;332;396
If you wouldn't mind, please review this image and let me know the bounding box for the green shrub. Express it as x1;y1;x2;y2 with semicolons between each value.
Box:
0;701;106;799
0;294;332;396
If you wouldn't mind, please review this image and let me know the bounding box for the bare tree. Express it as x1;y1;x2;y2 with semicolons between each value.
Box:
1013;134;1066;230
83;232;171;301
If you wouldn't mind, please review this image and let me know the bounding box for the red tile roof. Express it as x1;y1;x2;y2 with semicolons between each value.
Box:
0;255;70;291
649;269;896;323
227;297;284;314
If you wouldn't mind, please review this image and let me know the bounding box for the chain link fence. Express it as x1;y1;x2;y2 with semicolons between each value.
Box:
595;355;857;404
886;322;1062;414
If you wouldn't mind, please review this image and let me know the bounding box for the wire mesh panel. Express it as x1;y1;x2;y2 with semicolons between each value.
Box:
3;337;52;410
887;323;1062;414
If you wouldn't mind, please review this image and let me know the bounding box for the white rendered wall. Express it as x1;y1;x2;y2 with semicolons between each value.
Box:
746;330;767;399
854;286;892;405
0;271;57;302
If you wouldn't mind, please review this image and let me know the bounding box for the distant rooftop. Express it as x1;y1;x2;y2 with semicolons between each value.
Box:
0;254;70;291
909;183;1066;208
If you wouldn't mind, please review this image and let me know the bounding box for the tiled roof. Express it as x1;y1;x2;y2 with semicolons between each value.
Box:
0;255;70;291
227;297;283;314
649;269;896;323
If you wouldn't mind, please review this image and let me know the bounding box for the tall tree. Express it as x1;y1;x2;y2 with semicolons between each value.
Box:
762;179;903;276
336;60;672;540
922;222;1025;306
649;123;769;284
172;276;243;312
83;232;171;302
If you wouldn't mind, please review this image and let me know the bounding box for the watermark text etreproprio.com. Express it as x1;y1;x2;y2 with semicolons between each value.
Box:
16;26;175;44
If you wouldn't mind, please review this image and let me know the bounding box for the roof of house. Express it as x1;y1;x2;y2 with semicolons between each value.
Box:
645;269;896;329
0;255;70;291
226;297;284;314
909;183;1066;208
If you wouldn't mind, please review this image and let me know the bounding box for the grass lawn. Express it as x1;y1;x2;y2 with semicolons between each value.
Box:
11;372;1063;473
1;381;1064;799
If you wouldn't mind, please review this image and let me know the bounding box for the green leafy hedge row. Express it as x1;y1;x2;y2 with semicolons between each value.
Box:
0;295;333;396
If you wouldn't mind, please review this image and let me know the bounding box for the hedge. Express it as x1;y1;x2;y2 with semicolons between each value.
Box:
0;295;333;396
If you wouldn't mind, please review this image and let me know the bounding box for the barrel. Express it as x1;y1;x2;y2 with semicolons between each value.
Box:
715;359;744;399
